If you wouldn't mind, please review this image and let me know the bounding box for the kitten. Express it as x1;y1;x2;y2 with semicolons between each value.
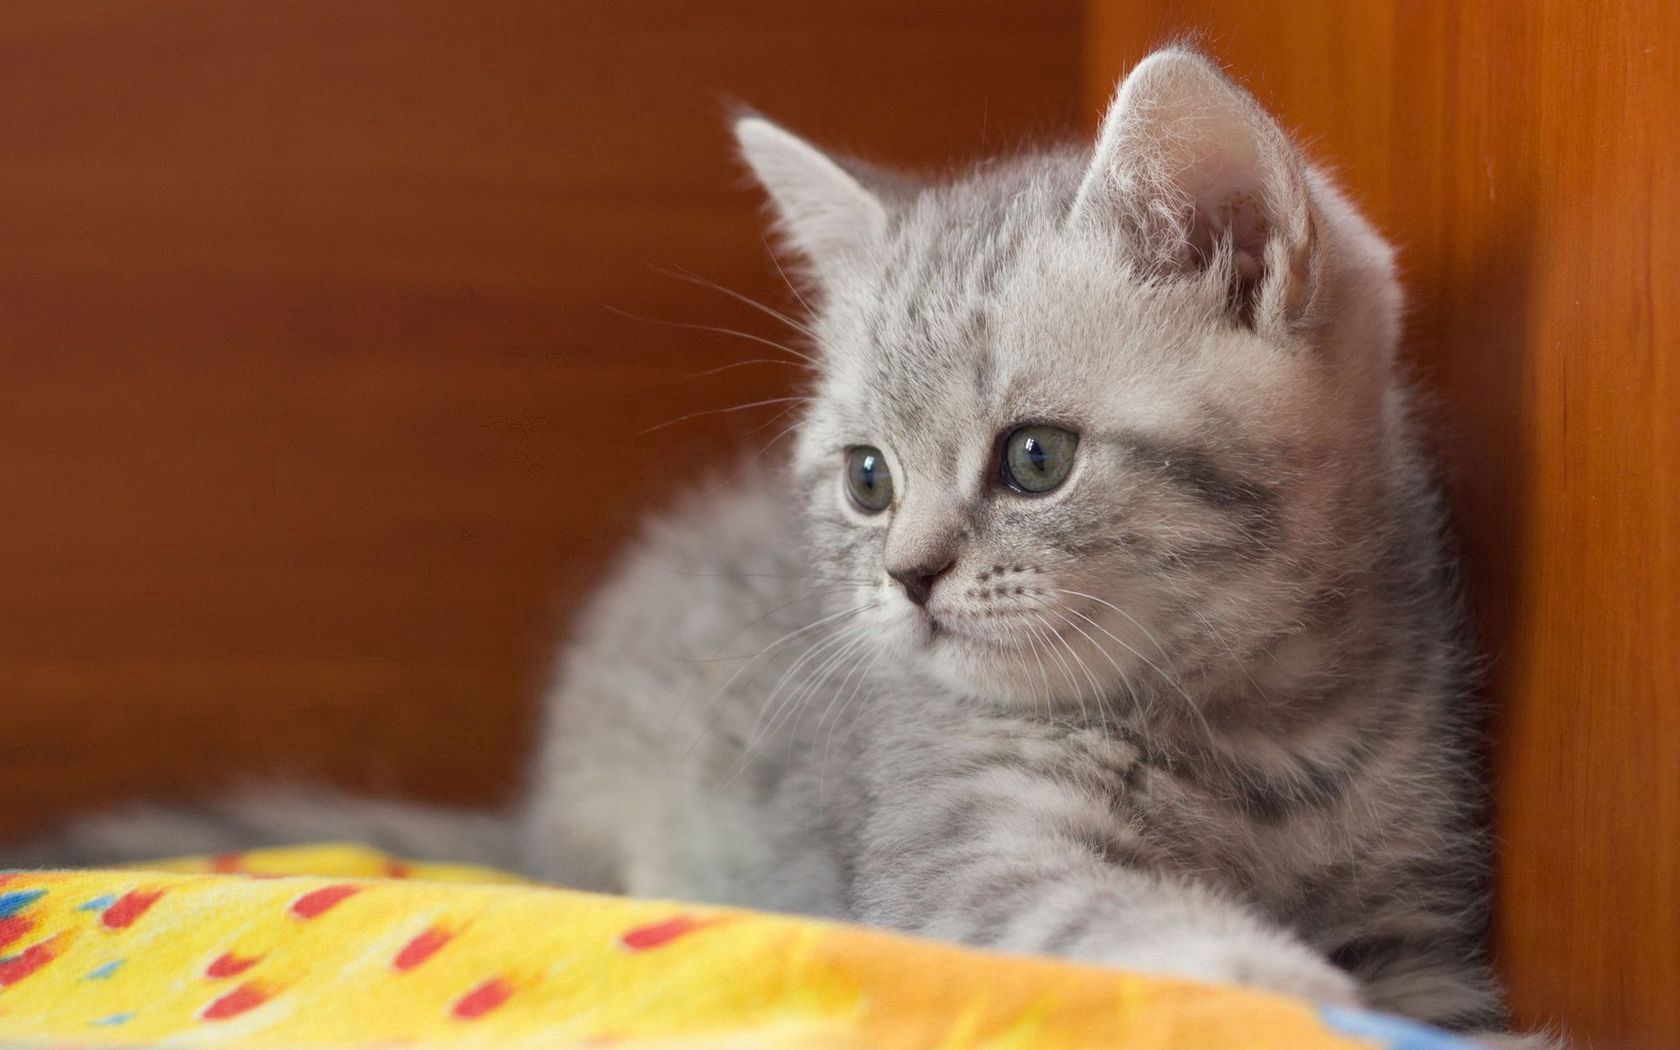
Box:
14;49;1532;1040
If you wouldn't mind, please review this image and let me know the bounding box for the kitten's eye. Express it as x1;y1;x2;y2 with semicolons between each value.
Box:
1001;425;1079;494
844;445;894;514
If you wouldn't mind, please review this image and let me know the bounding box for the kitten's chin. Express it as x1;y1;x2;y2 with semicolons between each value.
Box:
925;649;1060;707
914;612;1134;710
918;619;1067;706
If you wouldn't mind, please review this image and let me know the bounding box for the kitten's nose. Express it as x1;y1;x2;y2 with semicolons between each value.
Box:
888;559;952;607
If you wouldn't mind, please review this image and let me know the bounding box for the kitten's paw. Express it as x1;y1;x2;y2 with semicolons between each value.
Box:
1469;1030;1566;1050
1099;928;1362;1008
1211;938;1363;1008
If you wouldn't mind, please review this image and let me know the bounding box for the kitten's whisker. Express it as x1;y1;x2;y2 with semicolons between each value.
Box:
776;626;870;738
1035;602;1126;728
747;415;806;465
1055;589;1175;666
746;400;804;436
656;265;818;340
638;563;872;585
677;402;809;508
639;396;809;436
817;644;883;785
1034;598;1115;719
684;358;808;378
782;628;874;744
724;620;874;787
741;618;872;752
1035;610;1109;727
1016;620;1056;721
667;601;870;755
1054;590;1215;743
812;635;879;743
818;656;882;802
1021;617;1068;710
604;304;818;366
687;615;866;772
618;557;867;666
1053;605;1150;732
686;587;865;664
1026;610;1095;725
673;404;807;495
761;232;814;317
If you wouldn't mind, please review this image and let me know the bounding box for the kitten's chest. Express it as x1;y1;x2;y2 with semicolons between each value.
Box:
1117;743;1349;912
896;709;1331;897
980;717;1323;893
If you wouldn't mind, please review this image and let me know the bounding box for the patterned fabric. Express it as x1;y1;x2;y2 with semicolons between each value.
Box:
0;845;1467;1048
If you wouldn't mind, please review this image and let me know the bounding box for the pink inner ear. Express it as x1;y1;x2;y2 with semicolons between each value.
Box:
1221;191;1270;277
1077;53;1317;323
1181;173;1273;324
1182;161;1271;277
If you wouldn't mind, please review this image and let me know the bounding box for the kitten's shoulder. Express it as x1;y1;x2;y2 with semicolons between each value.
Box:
564;462;811;654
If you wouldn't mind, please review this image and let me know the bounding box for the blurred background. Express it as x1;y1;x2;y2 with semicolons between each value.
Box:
1;3;1674;1046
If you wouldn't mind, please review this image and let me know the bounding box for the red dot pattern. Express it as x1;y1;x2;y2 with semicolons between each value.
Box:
202;982;272;1021
393;926;454;972
205;951;263;979
0;878;747;1036
619;915;710;952
0;914;34;952
101;889;166;931
451;976;513;1020
289;885;360;920
0;936;61;987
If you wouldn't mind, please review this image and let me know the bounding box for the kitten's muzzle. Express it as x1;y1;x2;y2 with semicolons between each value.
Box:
888;557;953;607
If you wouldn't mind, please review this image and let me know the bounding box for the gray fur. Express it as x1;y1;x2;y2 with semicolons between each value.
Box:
7;789;516;871
7;50;1547;1044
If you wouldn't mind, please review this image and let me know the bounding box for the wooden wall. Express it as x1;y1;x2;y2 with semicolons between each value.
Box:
1088;2;1678;1045
0;3;1080;836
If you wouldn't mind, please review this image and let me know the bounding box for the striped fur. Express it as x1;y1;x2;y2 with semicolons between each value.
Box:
532;50;1519;1034
11;50;1544;1043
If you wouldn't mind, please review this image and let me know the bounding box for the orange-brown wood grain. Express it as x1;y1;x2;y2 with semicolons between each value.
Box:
0;3;1080;837
1088;3;1678;1044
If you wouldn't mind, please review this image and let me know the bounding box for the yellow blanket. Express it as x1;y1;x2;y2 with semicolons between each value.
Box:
0;845;1463;1048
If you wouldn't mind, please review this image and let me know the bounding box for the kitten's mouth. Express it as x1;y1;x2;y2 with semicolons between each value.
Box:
924;614;1027;653
921;603;1089;656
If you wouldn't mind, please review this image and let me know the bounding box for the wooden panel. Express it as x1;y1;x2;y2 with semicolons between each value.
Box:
1088;3;1678;1044
0;3;1080;837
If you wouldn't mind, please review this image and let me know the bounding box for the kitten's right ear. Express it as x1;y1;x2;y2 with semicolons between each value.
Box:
1071;49;1320;330
734;116;888;287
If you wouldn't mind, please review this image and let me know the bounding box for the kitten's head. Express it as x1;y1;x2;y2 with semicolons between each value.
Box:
738;50;1402;714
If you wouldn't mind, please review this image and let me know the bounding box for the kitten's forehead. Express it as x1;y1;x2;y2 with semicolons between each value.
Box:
814;152;1221;457
823;161;1064;387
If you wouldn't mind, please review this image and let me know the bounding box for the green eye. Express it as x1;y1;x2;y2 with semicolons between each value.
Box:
844;445;894;513
1001;425;1079;494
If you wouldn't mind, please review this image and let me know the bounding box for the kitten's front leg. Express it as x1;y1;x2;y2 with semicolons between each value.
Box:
851;720;1360;1007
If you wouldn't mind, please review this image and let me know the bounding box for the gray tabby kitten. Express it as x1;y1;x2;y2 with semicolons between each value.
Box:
17;50;1533;1041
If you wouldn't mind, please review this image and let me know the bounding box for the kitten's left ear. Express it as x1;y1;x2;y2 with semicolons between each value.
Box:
734;116;888;288
1071;49;1319;329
